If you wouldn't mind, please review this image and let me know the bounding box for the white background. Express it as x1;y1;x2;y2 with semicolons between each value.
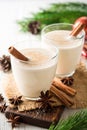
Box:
0;0;87;53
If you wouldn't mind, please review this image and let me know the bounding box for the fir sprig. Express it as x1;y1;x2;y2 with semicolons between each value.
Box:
17;2;87;34
49;109;87;130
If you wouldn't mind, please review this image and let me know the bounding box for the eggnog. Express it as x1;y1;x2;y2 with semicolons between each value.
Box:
42;30;84;76
11;47;58;98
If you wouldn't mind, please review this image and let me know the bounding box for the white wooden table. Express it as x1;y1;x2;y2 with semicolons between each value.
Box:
0;0;87;129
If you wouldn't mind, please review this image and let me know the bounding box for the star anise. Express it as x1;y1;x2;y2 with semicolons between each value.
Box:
28;21;40;34
8;113;20;128
37;91;55;112
0;103;7;113
0;94;4;102
61;76;74;86
0;55;11;72
9;96;23;105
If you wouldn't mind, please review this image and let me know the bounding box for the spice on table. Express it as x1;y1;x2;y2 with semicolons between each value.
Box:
52;77;76;96
9;96;23;106
0;103;7;113
7;113;20;128
61;76;74;86
50;85;74;108
37;91;55;111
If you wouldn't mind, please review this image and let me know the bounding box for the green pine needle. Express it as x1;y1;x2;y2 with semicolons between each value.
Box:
49;109;87;130
17;2;87;33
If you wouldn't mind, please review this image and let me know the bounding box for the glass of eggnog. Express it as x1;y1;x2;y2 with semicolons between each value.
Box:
41;23;85;77
10;40;58;99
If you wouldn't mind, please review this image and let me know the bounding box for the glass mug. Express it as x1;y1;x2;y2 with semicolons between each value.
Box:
41;23;85;77
10;40;58;99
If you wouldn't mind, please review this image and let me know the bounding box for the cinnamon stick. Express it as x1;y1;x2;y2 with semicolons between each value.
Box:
70;23;85;37
52;77;76;96
50;85;74;108
8;46;29;61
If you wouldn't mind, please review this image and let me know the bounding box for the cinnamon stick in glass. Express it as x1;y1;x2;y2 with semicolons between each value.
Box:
8;46;29;61
70;23;85;37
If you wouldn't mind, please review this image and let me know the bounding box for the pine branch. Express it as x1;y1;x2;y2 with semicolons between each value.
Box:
48;2;87;12
17;2;87;33
49;109;87;130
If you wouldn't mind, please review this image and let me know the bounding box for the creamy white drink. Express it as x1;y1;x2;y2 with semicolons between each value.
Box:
42;30;84;76
11;47;58;98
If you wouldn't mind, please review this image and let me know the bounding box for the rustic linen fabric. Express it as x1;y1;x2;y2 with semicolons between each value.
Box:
1;63;87;110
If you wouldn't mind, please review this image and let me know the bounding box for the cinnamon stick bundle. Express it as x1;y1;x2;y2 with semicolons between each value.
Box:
52;77;77;96
50;85;74;108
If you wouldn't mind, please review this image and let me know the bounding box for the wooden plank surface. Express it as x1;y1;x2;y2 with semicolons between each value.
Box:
0;107;81;130
5;106;64;129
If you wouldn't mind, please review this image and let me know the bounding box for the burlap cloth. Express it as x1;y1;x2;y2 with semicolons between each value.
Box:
1;62;87;111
